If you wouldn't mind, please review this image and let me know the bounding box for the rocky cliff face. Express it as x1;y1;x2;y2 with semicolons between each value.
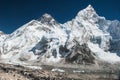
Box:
65;42;95;64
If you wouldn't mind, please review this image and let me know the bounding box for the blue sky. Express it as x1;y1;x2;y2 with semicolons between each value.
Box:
0;0;120;33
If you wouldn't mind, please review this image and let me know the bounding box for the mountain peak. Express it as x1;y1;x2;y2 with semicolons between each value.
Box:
0;31;5;36
42;13;53;19
85;4;95;11
38;13;57;25
77;4;98;20
0;4;120;65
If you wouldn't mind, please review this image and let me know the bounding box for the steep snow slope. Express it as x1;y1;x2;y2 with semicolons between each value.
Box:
0;15;67;63
63;5;120;62
0;31;8;54
0;5;120;64
0;31;7;43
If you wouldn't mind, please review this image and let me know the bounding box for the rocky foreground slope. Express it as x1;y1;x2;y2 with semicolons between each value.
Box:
0;63;120;80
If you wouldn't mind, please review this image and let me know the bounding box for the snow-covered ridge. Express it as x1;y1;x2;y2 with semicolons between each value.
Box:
0;5;120;64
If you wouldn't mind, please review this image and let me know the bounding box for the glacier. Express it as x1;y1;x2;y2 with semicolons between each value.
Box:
0;5;120;65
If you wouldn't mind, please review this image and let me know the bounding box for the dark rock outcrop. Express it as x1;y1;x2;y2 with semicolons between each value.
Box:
66;42;95;64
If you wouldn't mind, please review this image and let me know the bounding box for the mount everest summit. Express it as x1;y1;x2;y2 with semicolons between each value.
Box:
0;5;120;65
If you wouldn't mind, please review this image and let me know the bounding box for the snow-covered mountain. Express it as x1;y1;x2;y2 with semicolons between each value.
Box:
0;5;120;64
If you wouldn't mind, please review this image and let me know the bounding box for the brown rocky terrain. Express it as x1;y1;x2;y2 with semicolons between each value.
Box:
0;63;119;80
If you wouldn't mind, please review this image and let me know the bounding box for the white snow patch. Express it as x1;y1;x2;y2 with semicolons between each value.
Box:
46;56;61;63
87;42;120;63
51;68;65;72
73;70;85;73
25;65;42;70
